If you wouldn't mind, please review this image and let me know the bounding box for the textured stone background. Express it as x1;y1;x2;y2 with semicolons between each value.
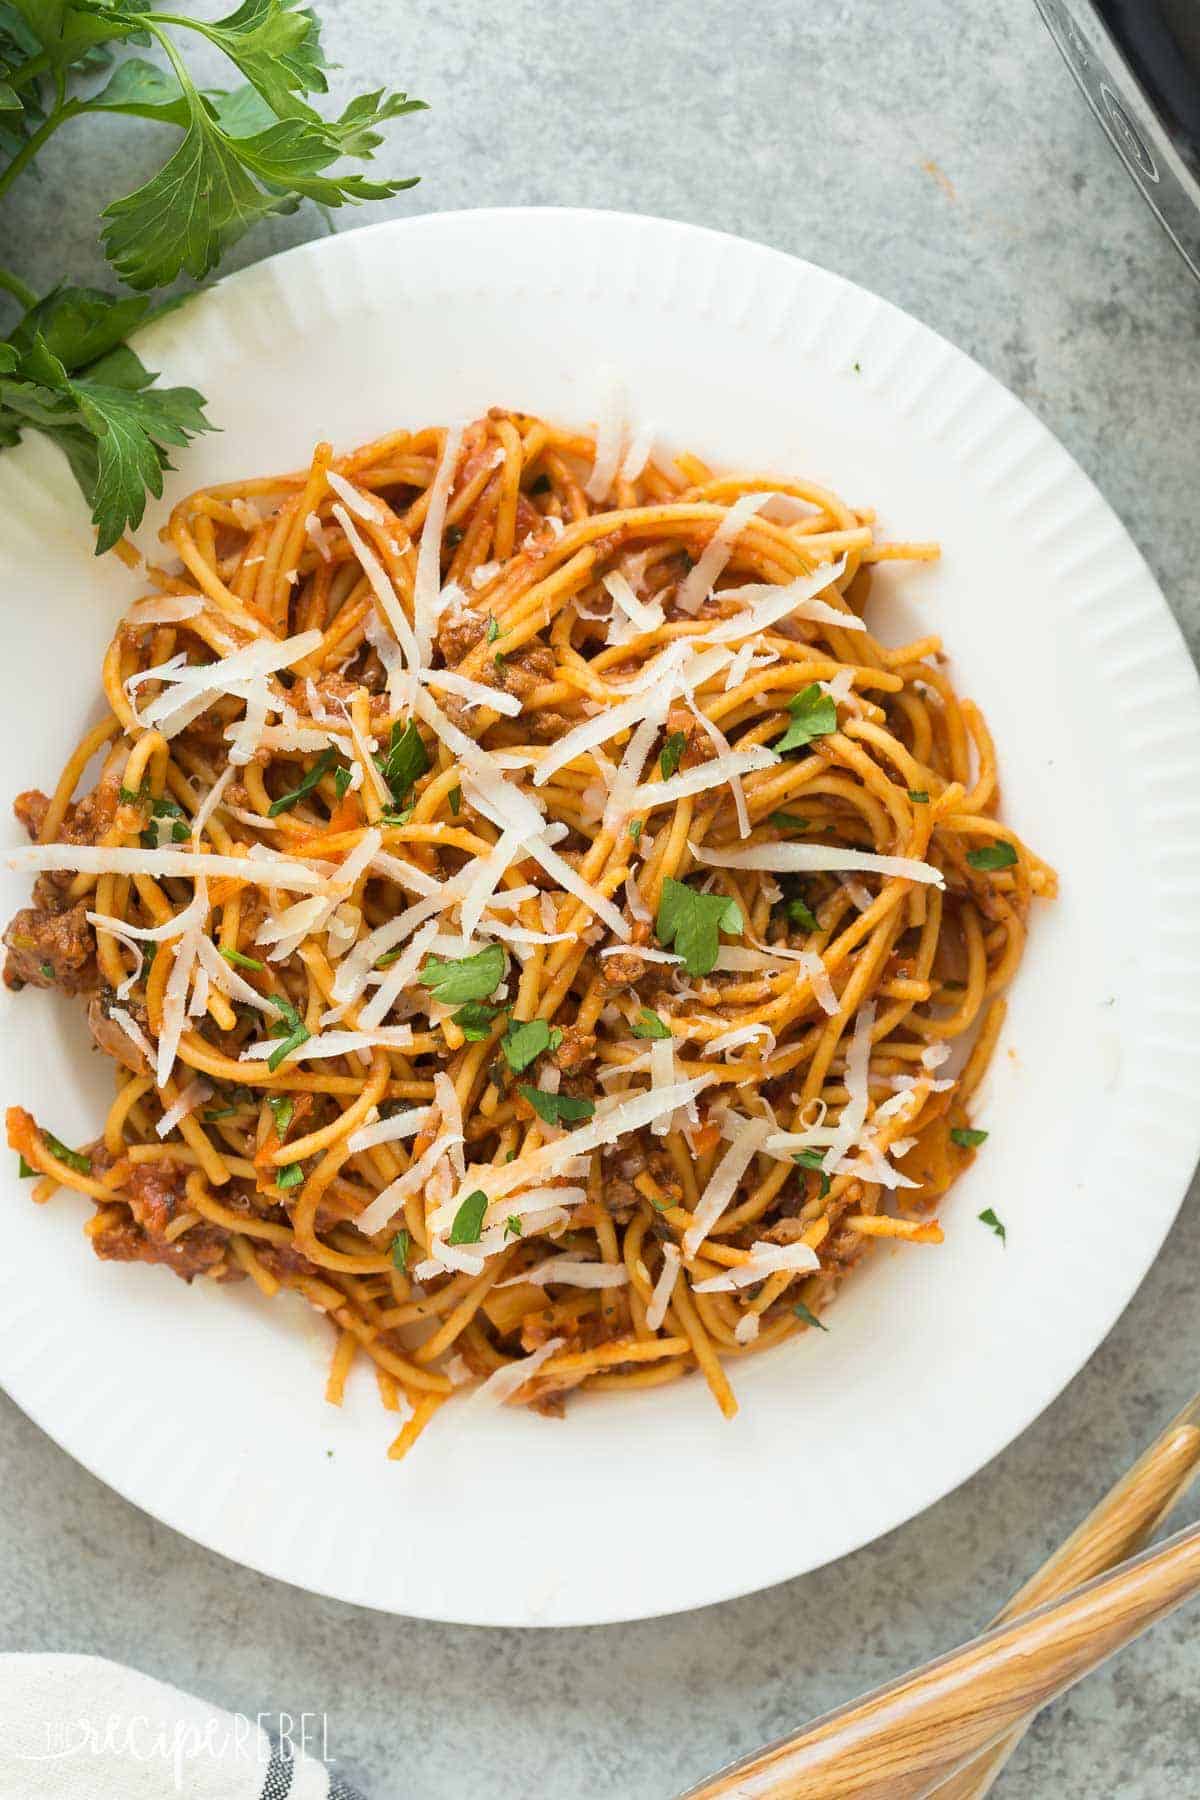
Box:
3;2;1200;1795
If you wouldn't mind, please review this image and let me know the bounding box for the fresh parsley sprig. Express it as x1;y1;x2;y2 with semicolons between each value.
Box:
0;0;424;550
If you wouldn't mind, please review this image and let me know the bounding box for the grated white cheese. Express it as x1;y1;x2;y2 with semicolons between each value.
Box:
693;1239;820;1291
125;595;203;626
422;666;523;716
156;1078;213;1139
326;469;386;524
687;838;945;889
460;1336;565;1410
676;492;776;614
683;1115;770;1258
497;1258;629;1290
107;1006;155;1067
414;425;465;667
584;377;627;502
700;556;855;643
798;949;839;1015
644;1244;681;1331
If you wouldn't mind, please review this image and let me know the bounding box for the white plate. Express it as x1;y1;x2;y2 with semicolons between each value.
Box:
3;209;1200;1628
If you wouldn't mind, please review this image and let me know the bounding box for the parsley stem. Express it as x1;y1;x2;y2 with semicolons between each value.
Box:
0;101;82;204
0;266;37;312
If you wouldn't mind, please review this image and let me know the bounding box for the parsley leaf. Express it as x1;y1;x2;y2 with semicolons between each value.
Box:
377;719;428;806
419;944;505;1006
17;1154;35;1178
485;615;500;643
265;994;310;1071
770;811;810;831
451;1000;504;1041
908;789;930;804
101;36;424;292
1;330;212;552
333;762;353;802
391;1229;411;1272
655;876;743;977
518;1085;595;1127
504;1215;523;1239
43;1132;91;1175
631;1007;671;1040
951;1127;989;1149
978;1207;1007;1245
268;746;336;816
448;1189;487;1245
659;730;687;780
793;1300;829;1333
267;1093;294;1136
448;785;462;816
793;1147;831;1198
500;1017;561;1073
774;684;837;754
275;1161;304;1190
627;819;643;841
785;896;819;932
966;842;1017;871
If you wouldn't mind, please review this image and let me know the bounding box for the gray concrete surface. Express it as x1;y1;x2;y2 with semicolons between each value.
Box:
4;2;1200;1795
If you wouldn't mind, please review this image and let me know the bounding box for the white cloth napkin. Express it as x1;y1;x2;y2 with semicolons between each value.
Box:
0;1656;364;1799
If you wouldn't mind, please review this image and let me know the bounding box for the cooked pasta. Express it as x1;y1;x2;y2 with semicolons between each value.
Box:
3;406;1054;1456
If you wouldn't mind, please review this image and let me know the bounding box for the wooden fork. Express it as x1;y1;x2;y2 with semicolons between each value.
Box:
682;1399;1200;1799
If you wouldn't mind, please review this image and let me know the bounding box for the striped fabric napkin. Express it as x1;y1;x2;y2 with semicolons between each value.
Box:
0;1656;364;1798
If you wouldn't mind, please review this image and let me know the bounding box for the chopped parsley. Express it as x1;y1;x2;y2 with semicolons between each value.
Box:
17;1155;34;1178
793;1148;831;1198
504;1215;523;1239
118;782;149;807
203;1105;238;1121
770;811;810;832
39;961;54;980
907;789;930;805
978;1207;1007;1245
793;1300;829;1332
519;1085;595;1127
268;1094;295;1137
140;796;189;847
220;946;264;972
452;1000;505;1041
267;747;336;817
785;896;819;933
419;944;505;1006
391;1229;411;1272
655;876;743;977
774;684;837;754
529;473;551;495
659;730;687;781
265;995;310;1073
501;1017;562;1073
951;1127;989;1149
493;652;507;677
275;1162;304;1190
448;1189;488;1245
631;1007;671;1040
333;762;354;802
380;804;415;828
486;615;500;644
43;1132;91;1176
967;842;1017;871
448;785;462;816
627;819;643;842
378;720;429;807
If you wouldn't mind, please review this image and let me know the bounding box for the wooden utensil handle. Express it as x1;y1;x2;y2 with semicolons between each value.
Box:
926;1407;1200;1799
682;1521;1200;1800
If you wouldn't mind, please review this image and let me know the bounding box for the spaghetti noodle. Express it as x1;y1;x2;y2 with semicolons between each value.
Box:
3;406;1054;1457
